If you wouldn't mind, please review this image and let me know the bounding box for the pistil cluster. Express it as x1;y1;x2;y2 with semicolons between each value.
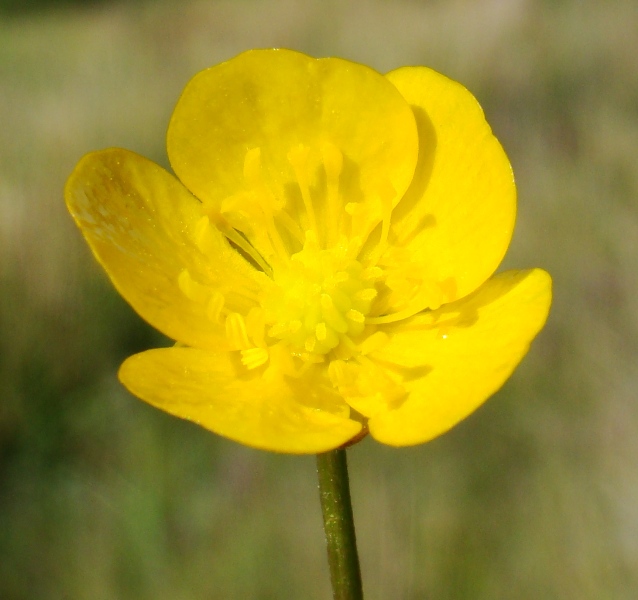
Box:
262;234;380;361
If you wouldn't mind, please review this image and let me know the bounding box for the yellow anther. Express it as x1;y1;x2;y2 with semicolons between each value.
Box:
355;288;377;302
194;214;227;258
320;293;334;310
305;336;316;352
345;202;360;216
300;352;325;364
262;244;381;358
287;144;311;167
328;359;347;384
241;347;269;370
346;309;365;324
327;359;357;395
303;230;320;251
362;266;383;280
267;322;287;338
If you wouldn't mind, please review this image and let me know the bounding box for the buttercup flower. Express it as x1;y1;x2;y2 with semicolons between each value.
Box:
65;49;551;453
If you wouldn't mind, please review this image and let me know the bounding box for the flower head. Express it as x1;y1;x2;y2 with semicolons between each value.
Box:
65;49;551;453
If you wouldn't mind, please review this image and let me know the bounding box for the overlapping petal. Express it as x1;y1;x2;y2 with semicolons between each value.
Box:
382;66;516;310
365;269;552;446
167;49;419;259
65;149;266;351
119;347;361;453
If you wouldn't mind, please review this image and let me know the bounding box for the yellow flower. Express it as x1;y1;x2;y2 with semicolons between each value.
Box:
65;49;551;454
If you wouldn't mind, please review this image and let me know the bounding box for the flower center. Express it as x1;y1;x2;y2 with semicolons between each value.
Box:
261;235;379;360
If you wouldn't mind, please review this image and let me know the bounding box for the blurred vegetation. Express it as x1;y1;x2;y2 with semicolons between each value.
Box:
1;0;637;598
0;0;145;16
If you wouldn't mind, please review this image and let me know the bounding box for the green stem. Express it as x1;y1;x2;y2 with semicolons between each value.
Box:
316;448;364;600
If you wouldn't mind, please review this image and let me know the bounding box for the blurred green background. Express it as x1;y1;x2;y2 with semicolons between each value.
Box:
1;0;637;598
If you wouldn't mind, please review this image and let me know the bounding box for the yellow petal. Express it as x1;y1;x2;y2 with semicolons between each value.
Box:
167;49;418;258
383;66;516;310
119;347;361;454
366;269;552;446
65;148;265;350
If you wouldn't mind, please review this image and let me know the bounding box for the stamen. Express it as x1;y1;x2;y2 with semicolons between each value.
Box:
288;145;318;241
305;336;317;352
355;288;378;302
225;312;251;350
334;271;350;284
361;266;383;281
320;293;349;333
332;335;357;361
367;178;397;264
303;229;320;252
243;148;290;263
274;209;305;246
345;202;360;217
328;359;354;393
346;309;365;324
345;235;364;259
241;347;269;370
262;244;381;360
299;352;325;364
262;212;289;263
